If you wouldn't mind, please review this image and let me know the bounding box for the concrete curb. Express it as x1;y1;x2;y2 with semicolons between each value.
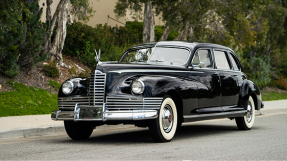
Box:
0;126;65;139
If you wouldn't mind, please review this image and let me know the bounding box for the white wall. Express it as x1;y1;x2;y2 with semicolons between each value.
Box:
39;0;163;27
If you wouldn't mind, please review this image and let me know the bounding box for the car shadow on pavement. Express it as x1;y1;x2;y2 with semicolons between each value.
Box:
51;122;259;144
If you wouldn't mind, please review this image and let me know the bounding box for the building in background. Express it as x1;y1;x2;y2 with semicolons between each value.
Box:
39;0;163;27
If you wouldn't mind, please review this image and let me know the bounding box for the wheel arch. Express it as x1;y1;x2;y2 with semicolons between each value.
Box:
250;92;258;110
165;89;184;123
239;80;261;110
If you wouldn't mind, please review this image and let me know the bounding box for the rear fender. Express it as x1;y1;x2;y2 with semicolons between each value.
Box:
238;80;262;110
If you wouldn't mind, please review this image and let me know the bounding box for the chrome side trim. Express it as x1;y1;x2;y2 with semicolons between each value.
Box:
104;110;158;120
183;110;247;119
109;69;204;74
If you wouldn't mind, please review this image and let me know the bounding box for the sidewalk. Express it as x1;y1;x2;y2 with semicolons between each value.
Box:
0;100;286;139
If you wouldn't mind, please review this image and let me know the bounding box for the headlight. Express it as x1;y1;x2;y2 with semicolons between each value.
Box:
62;81;74;95
131;79;145;94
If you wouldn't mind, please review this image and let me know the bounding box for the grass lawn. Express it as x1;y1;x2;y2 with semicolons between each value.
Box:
262;91;287;101
0;81;58;117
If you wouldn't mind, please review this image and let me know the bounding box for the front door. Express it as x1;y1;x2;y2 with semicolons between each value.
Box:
191;49;221;110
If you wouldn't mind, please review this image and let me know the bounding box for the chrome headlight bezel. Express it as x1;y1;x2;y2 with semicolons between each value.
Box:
131;79;145;94
62;81;74;95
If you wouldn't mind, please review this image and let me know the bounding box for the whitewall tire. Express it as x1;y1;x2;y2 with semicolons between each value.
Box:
235;96;255;130
149;96;178;142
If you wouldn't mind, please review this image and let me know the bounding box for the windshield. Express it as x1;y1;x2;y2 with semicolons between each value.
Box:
120;47;190;65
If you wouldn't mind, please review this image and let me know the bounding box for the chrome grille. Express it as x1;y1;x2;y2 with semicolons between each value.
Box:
106;97;163;111
58;97;89;110
89;70;106;107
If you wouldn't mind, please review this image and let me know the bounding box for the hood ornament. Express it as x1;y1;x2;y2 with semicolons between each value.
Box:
95;49;101;63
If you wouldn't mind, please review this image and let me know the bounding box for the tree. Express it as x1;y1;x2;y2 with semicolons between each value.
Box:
42;0;96;66
114;0;155;43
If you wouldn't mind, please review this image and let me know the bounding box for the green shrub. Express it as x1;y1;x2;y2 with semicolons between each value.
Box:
154;25;179;41
76;41;97;67
64;22;138;67
48;80;62;91
126;21;143;42
43;62;59;78
242;55;271;89
0;0;48;78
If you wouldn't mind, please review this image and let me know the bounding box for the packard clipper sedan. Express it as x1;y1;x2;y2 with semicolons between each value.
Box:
51;41;264;142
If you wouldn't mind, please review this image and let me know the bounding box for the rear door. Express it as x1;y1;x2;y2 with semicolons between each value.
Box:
213;49;239;108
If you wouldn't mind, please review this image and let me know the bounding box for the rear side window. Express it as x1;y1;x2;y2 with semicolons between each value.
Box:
214;51;231;70
228;52;239;71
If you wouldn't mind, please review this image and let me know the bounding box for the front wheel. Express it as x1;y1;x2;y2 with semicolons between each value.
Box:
64;121;94;140
149;96;178;142
235;96;256;130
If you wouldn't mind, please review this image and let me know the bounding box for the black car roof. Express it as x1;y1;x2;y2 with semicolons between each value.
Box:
131;41;233;51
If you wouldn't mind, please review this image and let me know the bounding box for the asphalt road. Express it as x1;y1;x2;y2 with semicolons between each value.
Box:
0;109;286;160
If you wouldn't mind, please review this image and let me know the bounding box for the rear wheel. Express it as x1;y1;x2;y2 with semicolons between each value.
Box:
64;121;94;140
235;96;255;130
149;96;178;142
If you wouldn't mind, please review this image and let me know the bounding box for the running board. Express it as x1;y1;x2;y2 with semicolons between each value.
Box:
183;110;247;122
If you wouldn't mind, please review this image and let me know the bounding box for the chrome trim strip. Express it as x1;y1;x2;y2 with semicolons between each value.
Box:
58;96;89;109
109;69;204;74
104;110;158;120
106;97;163;110
183;110;247;119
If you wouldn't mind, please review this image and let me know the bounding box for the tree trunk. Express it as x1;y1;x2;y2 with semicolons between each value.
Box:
175;21;190;41
159;25;170;41
49;0;69;66
41;0;65;56
143;0;154;43
187;25;194;41
150;9;155;42
46;0;53;22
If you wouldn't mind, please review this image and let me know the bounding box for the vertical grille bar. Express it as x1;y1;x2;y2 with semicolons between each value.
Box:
89;70;106;107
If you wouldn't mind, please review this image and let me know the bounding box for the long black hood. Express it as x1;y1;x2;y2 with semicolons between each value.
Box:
92;62;191;97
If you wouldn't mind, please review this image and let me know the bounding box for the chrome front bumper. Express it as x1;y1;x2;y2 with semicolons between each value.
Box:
51;103;158;121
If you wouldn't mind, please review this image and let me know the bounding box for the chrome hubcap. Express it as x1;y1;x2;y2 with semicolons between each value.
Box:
246;104;253;123
161;104;173;133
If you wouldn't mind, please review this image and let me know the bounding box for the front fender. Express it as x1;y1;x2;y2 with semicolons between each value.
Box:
58;77;89;97
139;76;182;97
238;80;262;110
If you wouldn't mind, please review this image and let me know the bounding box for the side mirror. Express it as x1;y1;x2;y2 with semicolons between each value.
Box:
188;66;194;70
199;62;205;68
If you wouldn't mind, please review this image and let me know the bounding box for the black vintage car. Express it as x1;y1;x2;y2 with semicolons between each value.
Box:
51;41;264;142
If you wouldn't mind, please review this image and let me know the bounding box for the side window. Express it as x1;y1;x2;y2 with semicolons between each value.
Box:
192;49;213;68
228;52;239;71
214;50;231;70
